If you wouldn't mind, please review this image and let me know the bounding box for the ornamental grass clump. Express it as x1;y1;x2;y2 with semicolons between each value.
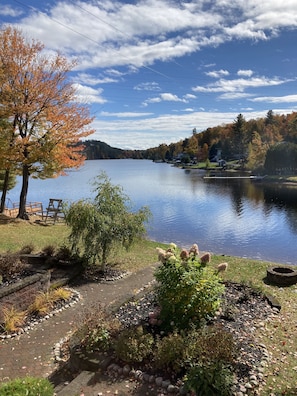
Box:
1;306;27;333
154;243;224;332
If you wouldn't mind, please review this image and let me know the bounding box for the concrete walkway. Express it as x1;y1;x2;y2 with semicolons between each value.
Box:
0;264;158;383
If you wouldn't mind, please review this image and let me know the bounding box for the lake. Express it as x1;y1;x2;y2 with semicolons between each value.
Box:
6;159;297;265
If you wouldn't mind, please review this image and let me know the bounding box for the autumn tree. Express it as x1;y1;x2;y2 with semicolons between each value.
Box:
0;118;17;211
246;131;266;170
0;27;94;219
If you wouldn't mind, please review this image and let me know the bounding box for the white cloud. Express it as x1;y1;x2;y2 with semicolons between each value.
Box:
219;92;255;100
160;93;187;102
9;0;297;73
193;76;291;94
100;111;153;118
134;82;161;91
250;94;297;103
143;92;188;106
73;83;107;104
184;94;197;99
237;69;254;77
91;108;297;150
0;5;23;17
72;73;118;85
206;69;229;78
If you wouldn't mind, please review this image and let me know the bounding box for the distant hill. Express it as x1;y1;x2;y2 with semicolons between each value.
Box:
83;140;144;159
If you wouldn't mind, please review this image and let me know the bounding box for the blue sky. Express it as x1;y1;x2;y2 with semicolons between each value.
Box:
1;0;297;149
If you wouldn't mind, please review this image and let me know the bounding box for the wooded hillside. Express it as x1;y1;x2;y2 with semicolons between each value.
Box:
84;111;297;174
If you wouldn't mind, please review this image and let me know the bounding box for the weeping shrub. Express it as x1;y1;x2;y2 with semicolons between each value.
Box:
64;172;151;270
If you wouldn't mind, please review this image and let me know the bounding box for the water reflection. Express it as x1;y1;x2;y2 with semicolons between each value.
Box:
6;160;297;264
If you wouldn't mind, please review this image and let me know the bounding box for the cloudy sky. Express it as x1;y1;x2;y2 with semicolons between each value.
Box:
1;0;297;149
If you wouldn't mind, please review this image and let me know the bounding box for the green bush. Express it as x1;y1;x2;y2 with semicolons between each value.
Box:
76;303;121;352
65;172;151;270
184;361;234;396
0;377;54;396
154;248;225;331
184;325;237;366
154;332;185;373
113;325;154;363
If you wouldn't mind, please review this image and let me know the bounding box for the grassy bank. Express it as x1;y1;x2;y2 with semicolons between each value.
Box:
0;217;296;395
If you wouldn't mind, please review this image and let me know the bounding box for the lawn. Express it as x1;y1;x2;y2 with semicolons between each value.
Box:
0;216;296;395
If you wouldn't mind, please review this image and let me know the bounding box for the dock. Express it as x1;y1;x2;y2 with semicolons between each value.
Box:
3;202;44;218
203;175;264;181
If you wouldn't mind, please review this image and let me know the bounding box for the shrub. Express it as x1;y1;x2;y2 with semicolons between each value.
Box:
154;332;185;373
184;361;234;396
76;303;121;352
64;172;151;270
0;376;54;396
113;325;154;363
1;306;27;333
154;245;225;331
184;325;237;366
0;253;26;280
41;245;55;256
19;244;35;254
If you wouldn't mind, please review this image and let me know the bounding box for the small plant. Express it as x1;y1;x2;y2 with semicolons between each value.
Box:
77;303;121;352
1;306;27;333
113;325;154;363
19;244;35;254
184;325;237;366
0;376;54;396
184;361;234;396
28;291;55;316
41;244;55;256
154;332;185;373
0;253;26;280
51;287;72;301
55;245;73;261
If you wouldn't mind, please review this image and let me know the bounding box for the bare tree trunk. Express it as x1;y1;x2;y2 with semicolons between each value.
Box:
17;164;29;220
0;169;10;213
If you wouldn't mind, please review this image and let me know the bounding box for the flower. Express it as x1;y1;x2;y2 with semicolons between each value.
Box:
180;249;189;260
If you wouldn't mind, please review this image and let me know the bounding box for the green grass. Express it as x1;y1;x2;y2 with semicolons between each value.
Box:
0;216;69;253
0;218;296;394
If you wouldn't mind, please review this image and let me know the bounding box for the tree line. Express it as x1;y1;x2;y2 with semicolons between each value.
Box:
140;110;297;174
84;111;297;175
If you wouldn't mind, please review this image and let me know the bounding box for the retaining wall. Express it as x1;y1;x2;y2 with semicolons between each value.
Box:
0;270;51;321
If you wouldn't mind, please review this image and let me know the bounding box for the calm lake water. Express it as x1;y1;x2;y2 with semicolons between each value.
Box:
7;159;297;265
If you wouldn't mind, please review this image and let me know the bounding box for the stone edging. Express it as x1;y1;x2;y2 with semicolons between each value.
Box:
0;288;81;340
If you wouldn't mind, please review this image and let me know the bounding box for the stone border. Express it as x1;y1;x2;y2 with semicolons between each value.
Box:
0;288;80;340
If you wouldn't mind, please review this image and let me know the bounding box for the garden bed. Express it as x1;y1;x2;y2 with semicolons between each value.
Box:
66;281;280;395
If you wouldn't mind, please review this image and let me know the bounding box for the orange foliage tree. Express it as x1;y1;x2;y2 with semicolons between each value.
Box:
0;27;94;218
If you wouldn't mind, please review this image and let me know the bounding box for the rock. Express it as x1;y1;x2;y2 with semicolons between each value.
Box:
162;379;171;389
167;384;179;393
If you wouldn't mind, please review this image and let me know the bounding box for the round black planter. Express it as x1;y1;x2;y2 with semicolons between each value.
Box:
266;266;297;287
